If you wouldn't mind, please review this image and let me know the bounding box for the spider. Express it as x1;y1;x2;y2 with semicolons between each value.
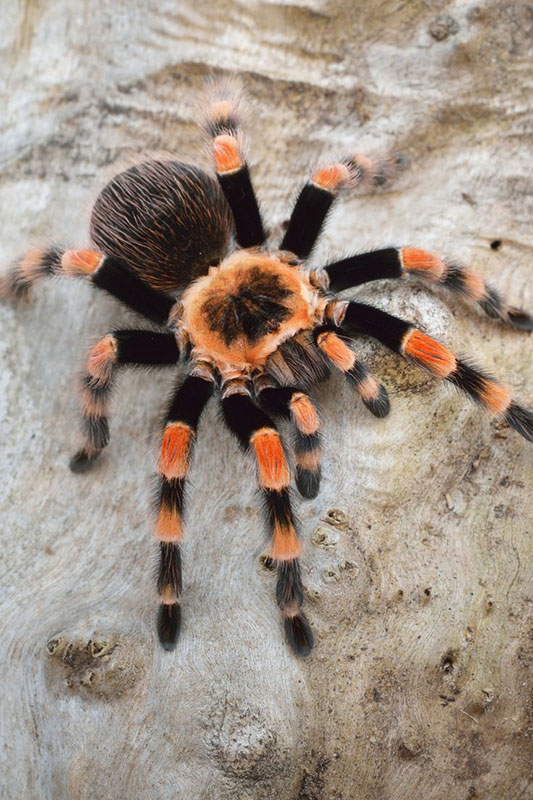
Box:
3;81;532;657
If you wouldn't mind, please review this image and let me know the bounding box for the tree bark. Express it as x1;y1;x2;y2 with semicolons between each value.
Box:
1;1;532;798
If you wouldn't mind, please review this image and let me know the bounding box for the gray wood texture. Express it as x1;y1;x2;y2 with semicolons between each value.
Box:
1;1;532;798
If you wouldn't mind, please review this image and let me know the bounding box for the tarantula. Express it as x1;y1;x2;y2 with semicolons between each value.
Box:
3;82;532;657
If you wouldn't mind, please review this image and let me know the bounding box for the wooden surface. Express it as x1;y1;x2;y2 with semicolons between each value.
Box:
1;1;532;798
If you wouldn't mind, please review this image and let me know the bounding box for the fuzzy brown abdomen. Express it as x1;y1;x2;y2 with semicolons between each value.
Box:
90;159;233;294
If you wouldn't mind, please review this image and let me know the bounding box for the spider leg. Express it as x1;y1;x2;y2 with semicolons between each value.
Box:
314;327;390;419
221;382;313;656
254;374;322;499
1;247;174;324
329;299;533;441
70;330;179;473
313;248;533;331
280;154;402;260
155;365;216;650
202;82;265;248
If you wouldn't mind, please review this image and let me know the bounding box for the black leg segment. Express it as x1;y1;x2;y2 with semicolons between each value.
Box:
218;168;266;248
340;301;411;353
323;248;403;291
280;183;335;260
92;256;175;324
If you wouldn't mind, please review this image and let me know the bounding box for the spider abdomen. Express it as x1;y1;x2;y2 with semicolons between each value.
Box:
90;159;233;294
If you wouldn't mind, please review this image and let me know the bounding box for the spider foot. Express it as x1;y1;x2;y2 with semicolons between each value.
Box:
157;603;181;651
361;383;391;418
0;272;31;301
1;247;63;301
69;450;101;473
505;402;533;442
295;465;321;499
507;307;533;331
284;612;314;657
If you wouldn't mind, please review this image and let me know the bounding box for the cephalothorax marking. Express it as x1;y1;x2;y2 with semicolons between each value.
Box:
201;265;292;346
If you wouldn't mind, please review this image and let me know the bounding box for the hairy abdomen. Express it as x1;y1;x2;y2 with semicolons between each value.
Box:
90;159;233;294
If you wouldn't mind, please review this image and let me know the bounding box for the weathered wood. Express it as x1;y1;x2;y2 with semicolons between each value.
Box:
1;2;532;798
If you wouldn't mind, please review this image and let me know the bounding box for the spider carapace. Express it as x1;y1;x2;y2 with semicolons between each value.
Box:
3;81;532;656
